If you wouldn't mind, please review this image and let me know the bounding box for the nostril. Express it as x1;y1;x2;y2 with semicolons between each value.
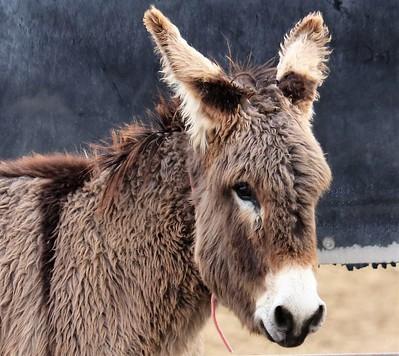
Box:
274;305;294;332
310;304;325;327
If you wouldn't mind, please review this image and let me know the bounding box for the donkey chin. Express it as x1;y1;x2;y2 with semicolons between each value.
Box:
254;265;326;347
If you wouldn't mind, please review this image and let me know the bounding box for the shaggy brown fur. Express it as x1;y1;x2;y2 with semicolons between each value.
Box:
0;155;92;296
93;97;184;209
0;7;332;355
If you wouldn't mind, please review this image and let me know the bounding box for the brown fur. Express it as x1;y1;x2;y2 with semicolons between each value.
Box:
0;154;92;296
0;154;91;180
0;8;332;355
278;71;318;105
193;78;250;114
93;97;184;209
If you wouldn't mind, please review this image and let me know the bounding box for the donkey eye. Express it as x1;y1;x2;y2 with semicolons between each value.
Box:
233;182;253;200
232;182;260;209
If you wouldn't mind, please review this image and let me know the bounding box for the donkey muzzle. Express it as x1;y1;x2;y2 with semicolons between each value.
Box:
254;265;326;347
262;303;325;347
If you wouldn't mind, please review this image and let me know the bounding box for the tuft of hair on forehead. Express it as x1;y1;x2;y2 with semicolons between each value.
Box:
227;57;277;91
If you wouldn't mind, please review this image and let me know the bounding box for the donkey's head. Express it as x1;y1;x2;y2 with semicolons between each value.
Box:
144;7;332;347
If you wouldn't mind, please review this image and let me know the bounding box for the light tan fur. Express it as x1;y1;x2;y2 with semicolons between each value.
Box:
144;7;222;152
277;12;331;120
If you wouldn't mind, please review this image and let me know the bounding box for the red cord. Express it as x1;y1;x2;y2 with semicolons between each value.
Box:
211;294;234;353
190;178;233;353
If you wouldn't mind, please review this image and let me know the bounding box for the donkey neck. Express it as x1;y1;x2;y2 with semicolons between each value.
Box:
95;128;210;355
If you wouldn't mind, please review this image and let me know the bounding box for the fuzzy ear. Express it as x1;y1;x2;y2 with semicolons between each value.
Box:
144;7;247;152
277;12;331;120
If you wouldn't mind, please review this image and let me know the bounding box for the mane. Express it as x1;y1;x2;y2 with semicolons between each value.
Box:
93;96;184;209
0;97;183;210
0;153;92;182
0;59;276;210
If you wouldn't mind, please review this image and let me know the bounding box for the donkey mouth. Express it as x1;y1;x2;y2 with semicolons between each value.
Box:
278;338;306;348
258;320;307;348
258;320;276;343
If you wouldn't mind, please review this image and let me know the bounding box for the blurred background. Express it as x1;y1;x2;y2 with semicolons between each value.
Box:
0;0;398;354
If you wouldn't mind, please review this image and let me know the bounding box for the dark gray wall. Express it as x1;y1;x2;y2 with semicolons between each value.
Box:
0;0;398;250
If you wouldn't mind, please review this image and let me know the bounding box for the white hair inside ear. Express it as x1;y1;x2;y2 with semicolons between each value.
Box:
275;12;331;120
277;12;331;84
173;81;216;153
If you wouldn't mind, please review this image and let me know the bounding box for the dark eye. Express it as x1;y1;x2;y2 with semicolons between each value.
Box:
232;182;260;209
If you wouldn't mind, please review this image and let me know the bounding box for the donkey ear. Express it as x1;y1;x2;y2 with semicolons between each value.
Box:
144;7;247;152
277;12;331;120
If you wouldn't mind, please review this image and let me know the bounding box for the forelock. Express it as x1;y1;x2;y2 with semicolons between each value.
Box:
228;59;278;92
